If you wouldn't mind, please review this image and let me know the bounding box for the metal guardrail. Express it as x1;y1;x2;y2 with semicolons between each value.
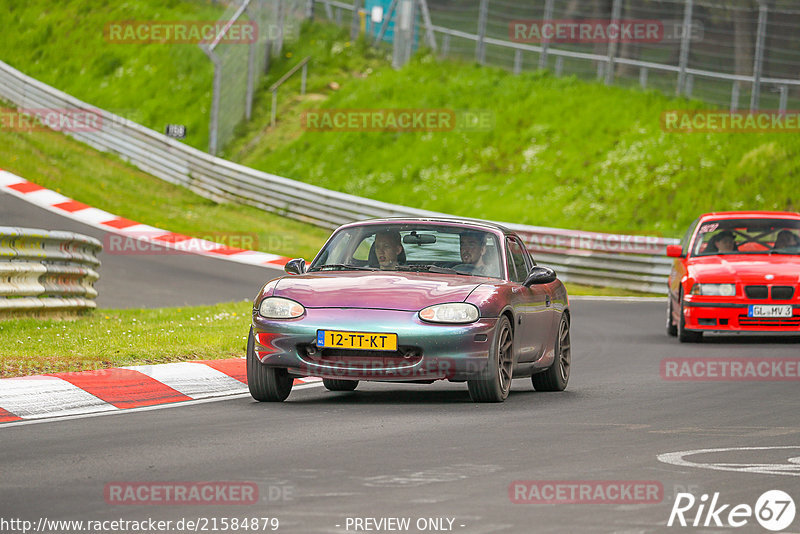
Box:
0;60;676;294
0;227;101;315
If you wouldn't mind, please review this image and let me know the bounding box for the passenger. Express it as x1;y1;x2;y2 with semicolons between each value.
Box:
457;232;491;275
374;230;404;269
774;229;800;249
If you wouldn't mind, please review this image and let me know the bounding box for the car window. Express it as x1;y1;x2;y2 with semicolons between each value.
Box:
507;238;529;283
308;224;505;278
692;218;800;256
682;217;700;256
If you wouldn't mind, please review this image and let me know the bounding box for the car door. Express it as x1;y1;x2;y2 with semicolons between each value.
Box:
506;237;549;362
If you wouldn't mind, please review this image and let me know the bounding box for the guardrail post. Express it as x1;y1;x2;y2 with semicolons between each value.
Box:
538;0;554;70
476;0;489;65
639;67;648;89
301;63;308;94
731;82;740;112
675;0;694;95
554;56;563;76
750;0;768;111
604;0;622;85
441;33;450;57
513;49;522;75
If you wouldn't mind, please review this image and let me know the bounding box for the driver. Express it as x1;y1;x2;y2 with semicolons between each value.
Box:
374;230;403;270
708;230;736;253
457;232;491;275
774;229;800;249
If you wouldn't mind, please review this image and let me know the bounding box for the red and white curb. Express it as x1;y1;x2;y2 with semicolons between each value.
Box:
0;169;290;268
0;359;322;424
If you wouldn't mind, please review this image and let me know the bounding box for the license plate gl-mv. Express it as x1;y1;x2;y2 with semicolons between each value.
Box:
317;330;398;351
748;305;792;318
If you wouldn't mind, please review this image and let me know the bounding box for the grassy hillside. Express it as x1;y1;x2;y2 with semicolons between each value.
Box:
229;23;800;238
0;0;222;150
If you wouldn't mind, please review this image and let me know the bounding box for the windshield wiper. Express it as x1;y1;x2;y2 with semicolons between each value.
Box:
310;264;377;272
396;264;470;275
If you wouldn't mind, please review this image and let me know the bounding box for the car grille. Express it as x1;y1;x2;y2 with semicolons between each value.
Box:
771;286;795;300
744;285;768;299
302;346;423;370
738;314;800;328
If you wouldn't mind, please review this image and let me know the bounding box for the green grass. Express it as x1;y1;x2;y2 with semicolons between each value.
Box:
0;124;330;260
0;301;251;378
0;0;226;151
229;23;800;238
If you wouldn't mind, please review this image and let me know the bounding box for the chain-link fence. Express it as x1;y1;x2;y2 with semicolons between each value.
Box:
201;0;308;154
314;0;800;112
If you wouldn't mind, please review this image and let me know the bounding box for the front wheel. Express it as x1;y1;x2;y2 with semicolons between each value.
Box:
322;378;359;391
246;328;293;401
468;315;513;403
666;292;677;337
678;291;703;343
532;313;571;392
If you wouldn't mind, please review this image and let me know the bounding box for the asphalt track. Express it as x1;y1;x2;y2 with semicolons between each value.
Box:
3;193;800;533
1;191;284;307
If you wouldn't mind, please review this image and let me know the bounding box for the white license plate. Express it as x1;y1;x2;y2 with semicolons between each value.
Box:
748;305;792;318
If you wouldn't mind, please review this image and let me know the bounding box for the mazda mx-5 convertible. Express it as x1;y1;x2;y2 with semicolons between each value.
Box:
247;218;570;403
667;211;800;342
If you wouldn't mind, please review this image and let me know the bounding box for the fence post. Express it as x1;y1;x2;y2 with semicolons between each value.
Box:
392;0;416;68
201;47;221;155
676;0;694;95
604;0;622;85
276;0;285;55
750;0;768;111
730;82;740;112
418;0;438;51
513;49;522;74
539;0;554;69
351;0;361;40
779;85;788;114
306;0;315;20
374;0;398;45
476;0;489;65
639;67;648;89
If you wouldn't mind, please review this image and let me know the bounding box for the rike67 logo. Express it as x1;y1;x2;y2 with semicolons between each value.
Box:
668;490;796;531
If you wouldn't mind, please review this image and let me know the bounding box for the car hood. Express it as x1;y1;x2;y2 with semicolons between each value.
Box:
272;271;486;311
688;255;800;284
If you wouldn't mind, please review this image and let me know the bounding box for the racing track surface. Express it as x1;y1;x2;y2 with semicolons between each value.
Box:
1;191;284;307
3;301;800;533
3;190;800;532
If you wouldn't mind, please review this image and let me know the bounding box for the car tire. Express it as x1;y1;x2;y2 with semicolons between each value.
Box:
678;290;703;343
468;315;513;403
246;328;293;401
532;313;571;392
322;378;359;391
666;293;678;337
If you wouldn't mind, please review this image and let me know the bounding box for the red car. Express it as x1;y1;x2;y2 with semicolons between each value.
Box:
666;211;800;341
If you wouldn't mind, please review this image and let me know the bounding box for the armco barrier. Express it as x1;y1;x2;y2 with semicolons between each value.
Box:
0;60;677;293
0;227;101;314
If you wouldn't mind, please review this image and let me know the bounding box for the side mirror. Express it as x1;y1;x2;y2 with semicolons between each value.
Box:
666;245;684;258
523;266;557;286
284;258;306;275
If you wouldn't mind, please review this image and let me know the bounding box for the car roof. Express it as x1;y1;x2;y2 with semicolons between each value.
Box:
698;211;800;222
337;217;514;234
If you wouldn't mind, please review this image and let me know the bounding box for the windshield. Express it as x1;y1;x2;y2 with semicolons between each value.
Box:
308;224;504;279
691;218;800;256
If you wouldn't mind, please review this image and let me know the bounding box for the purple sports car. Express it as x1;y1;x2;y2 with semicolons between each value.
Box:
248;218;570;403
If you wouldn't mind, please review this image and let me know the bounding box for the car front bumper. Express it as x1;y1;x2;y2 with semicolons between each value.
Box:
682;299;800;332
252;308;498;381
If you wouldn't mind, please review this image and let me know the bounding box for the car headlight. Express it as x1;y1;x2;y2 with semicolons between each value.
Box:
690;283;736;296
419;303;479;324
258;297;305;318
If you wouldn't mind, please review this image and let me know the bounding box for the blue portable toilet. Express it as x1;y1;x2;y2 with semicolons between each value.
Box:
364;0;419;48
